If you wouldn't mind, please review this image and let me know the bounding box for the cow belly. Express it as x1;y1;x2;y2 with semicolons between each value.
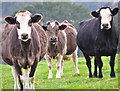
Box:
99;47;116;56
66;49;75;55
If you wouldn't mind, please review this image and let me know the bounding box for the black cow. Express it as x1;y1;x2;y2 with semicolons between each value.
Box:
77;7;119;78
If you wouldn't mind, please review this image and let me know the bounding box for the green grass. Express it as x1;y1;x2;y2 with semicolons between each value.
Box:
0;54;119;90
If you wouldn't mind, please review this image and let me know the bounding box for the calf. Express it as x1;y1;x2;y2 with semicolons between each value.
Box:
1;10;47;90
77;7;119;78
42;20;67;78
42;20;79;78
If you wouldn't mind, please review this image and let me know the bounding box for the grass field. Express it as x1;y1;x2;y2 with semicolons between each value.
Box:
0;54;119;90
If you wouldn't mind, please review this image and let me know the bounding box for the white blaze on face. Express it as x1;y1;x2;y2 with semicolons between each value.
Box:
16;11;32;40
100;8;112;29
50;22;55;28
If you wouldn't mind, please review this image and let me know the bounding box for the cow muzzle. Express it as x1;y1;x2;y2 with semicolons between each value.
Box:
102;23;109;29
49;37;57;44
101;23;111;30
21;33;29;42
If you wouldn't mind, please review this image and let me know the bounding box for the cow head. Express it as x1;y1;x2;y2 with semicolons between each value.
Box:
91;7;119;30
4;10;42;42
42;20;67;45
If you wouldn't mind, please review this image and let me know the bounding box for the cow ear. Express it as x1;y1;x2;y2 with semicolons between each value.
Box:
59;24;67;30
91;11;99;18
31;14;43;23
47;21;50;25
42;26;47;31
4;16;16;24
112;8;119;16
55;21;59;25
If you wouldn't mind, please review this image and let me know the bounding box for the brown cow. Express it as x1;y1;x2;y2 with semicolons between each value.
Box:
1;10;47;90
60;20;79;76
42;20;79;78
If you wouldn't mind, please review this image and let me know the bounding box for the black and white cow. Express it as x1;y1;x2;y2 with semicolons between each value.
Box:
77;7;119;78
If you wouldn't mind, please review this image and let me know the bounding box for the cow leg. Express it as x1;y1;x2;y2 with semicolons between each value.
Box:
93;58;97;77
72;49;79;74
11;67;19;89
110;54;116;77
83;53;92;78
29;58;39;89
61;59;64;76
13;60;23;90
56;55;63;78
24;68;30;89
95;55;103;78
45;55;53;79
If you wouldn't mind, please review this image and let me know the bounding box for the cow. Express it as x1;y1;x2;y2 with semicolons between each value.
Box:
1;10;48;90
77;7;119;78
60;20;79;76
42;20;79;79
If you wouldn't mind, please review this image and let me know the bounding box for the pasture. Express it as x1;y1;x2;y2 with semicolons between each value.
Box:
0;54;119;90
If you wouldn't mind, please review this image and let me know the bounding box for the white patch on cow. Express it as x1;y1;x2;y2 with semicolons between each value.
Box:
56;54;63;78
45;54;53;79
61;30;67;54
11;67;19;89
16;11;32;40
24;68;30;89
30;77;35;89
72;47;79;74
50;22;55;28
100;8;112;29
60;59;64;76
59;30;67;76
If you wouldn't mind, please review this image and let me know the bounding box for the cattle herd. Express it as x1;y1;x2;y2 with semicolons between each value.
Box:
0;7;119;90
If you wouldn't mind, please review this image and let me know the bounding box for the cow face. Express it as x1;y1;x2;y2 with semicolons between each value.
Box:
5;10;42;42
91;7;119;30
42;21;66;45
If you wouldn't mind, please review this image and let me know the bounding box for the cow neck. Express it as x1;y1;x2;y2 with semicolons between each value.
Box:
21;39;31;54
48;42;57;51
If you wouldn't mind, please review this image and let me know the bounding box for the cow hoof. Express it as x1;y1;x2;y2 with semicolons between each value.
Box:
75;69;79;74
56;74;61;78
110;74;116;78
89;74;93;78
48;76;53;79
14;89;19;91
93;73;97;78
89;76;93;78
60;73;64;76
14;85;19;90
99;75;103;78
93;75;98;78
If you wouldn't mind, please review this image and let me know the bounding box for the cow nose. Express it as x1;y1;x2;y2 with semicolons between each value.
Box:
102;23;108;28
50;37;57;42
21;33;28;40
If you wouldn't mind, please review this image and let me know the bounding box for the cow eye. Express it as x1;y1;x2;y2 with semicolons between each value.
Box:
16;21;20;29
28;19;32;27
